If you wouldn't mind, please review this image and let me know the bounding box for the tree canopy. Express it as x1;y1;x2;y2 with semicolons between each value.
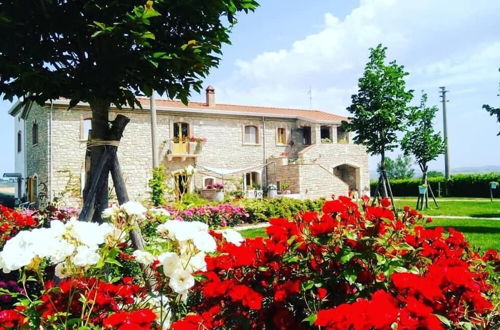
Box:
0;0;258;107
378;155;415;180
343;44;414;157
401;92;445;177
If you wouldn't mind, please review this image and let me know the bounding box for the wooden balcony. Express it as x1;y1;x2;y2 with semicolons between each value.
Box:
165;142;200;161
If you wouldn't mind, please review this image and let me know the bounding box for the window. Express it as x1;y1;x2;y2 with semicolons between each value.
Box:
82;118;92;140
321;126;332;143
245;171;261;189
203;177;215;188
277;127;286;145
302;126;311;145
32;122;38;145
17;131;22;152
337;126;349;144
244;125;259;144
173;122;190;142
27;176;38;202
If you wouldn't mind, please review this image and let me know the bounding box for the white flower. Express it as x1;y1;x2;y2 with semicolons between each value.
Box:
102;205;119;218
150;208;170;218
191;231;216;253
157;220;209;242
186;252;207;272
222;229;244;246
71;246;100;267
169;268;195;294
148;293;171;329
133;250;155;265
158;252;182;277
54;263;70;279
66;219;110;249
121;201;147;217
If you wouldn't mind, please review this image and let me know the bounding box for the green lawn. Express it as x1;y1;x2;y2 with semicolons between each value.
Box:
393;198;500;218
427;218;500;251
239;218;500;251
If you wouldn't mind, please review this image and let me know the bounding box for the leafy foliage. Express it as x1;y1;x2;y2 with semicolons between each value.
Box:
402;92;445;178
378;155;415;179
0;0;259;106
370;173;500;197
343;44;414;157
483;104;500;136
172;197;499;329
148;165;168;206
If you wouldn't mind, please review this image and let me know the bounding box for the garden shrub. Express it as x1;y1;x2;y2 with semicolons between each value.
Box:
172;197;499;329
238;197;324;223
371;173;500;197
1;199;498;329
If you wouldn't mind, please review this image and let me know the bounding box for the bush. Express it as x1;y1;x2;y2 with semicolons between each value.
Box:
370;173;500;197
172;197;499;329
237;197;325;223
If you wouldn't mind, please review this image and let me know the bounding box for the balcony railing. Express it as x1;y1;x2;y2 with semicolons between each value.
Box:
165;141;202;161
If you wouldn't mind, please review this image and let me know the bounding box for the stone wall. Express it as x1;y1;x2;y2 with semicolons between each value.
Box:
25;104;49;203
298;143;370;196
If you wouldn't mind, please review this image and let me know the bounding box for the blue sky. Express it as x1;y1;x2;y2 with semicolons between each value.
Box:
1;0;499;175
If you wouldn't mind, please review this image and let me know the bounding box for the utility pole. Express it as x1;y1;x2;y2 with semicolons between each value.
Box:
150;92;159;168
439;87;450;179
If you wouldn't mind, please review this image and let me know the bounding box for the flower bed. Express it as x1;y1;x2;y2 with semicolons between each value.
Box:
0;205;38;249
172;197;499;329
0;198;498;329
166;204;250;228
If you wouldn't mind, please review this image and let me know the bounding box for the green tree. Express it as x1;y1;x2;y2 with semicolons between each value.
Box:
483;104;500;135
344;44;414;198
0;0;258;220
483;70;499;135
378;155;415;180
401;93;445;183
427;170;444;178
401;92;445;209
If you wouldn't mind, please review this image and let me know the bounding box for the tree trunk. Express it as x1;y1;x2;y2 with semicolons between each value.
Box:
380;148;388;198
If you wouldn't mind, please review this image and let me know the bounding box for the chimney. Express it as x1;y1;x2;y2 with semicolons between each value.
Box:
206;85;215;107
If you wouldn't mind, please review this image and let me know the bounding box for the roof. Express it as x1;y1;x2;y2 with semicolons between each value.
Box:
13;96;347;123
135;97;347;123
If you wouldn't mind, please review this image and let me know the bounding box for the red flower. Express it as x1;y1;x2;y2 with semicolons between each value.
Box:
380;197;391;208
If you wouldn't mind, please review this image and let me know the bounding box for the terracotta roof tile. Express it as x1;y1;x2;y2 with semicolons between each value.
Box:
136;97;347;122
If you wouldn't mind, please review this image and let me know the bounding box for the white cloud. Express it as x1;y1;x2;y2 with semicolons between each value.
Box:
209;0;500;169
215;0;500;117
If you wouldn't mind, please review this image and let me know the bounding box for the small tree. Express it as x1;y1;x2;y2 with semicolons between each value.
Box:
483;68;499;135
379;155;415;180
344;44;414;202
401;92;445;209
0;0;258;222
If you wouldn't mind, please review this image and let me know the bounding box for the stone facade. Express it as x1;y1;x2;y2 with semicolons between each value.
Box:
12;92;369;206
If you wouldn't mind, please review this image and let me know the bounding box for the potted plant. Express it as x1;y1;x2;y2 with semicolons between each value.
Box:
418;184;428;195
267;184;278;198
279;182;291;195
207;183;224;201
187;136;207;154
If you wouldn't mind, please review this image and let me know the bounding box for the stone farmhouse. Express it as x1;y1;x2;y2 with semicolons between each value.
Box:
10;86;369;207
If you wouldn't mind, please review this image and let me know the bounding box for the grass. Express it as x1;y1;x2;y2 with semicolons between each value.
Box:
238;218;500;251
427;218;500;251
393;198;500;218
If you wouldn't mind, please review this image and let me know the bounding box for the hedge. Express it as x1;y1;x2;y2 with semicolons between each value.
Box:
370;173;500;197
237;197;325;223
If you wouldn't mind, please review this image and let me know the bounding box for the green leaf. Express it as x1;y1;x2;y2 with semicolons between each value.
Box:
435;314;452;327
340;251;356;263
303;314;317;325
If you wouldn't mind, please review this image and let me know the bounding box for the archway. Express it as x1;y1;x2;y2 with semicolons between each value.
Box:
333;164;360;191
